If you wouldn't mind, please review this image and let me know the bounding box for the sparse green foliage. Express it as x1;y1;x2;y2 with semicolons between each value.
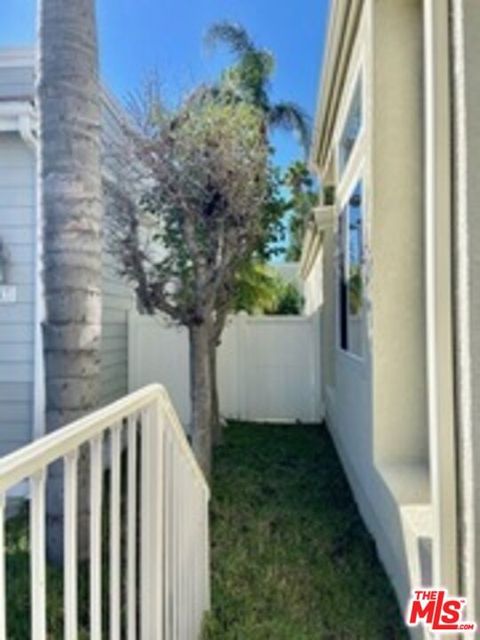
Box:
231;263;303;316
108;88;277;472
205;21;311;151
284;160;319;262
271;280;304;315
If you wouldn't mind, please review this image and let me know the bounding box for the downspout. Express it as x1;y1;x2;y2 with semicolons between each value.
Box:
450;0;477;627
423;0;458;594
18;113;45;441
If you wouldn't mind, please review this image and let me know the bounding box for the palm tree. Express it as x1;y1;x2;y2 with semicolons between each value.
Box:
39;0;103;564
205;21;311;151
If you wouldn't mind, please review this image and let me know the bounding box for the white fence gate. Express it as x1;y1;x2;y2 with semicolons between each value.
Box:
129;312;323;426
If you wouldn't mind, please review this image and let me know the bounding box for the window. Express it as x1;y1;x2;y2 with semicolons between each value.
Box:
338;181;364;357
338;77;362;175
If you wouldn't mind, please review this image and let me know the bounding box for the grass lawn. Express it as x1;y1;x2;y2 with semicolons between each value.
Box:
203;422;408;640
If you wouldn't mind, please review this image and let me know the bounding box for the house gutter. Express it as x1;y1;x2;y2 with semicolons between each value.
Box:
423;0;458;595
450;0;479;627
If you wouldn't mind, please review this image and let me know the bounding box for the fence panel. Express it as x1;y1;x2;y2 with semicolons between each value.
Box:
129;312;322;425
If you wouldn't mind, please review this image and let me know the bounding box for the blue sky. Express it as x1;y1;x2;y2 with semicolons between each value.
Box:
0;0;330;170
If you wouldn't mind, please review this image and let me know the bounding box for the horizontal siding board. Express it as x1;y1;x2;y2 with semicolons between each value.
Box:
0;303;34;324
100;351;127;368
0;382;32;403
0;66;34;98
0;187;34;207
0;324;33;344
0;284;34;304
101;335;126;351
0;136;33;166
100;242;133;405
102;308;128;324
9;264;34;285
1;245;34;266
0;208;35;227
1;403;31;424
0;343;33;362
0;167;34;187
103;296;133;312
0;227;35;245
0;362;33;383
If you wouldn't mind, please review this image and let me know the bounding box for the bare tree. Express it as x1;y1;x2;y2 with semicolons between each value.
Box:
107;94;269;475
39;0;103;563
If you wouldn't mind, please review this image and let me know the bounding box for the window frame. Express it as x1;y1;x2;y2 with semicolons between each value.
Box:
335;62;366;181
335;167;367;363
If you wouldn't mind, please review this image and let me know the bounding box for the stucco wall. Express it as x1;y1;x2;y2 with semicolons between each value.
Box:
307;1;429;629
371;0;427;468
452;0;480;623
303;248;323;316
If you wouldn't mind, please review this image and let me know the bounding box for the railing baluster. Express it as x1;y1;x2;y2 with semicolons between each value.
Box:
163;435;171;640
30;469;46;640
172;443;179;640
64;451;79;640
186;468;192;639
110;424;122;640
180;462;186;640
0;385;209;640
127;414;137;640
141;407;152;639
204;487;211;614
0;493;6;640
90;435;103;640
193;482;200;634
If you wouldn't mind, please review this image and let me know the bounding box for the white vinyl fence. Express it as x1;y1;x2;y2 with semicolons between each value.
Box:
129;312;323;426
0;384;210;640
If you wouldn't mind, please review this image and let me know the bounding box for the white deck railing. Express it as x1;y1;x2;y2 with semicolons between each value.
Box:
0;384;210;640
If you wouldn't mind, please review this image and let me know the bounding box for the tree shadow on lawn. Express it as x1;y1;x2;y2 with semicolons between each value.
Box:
203;422;409;640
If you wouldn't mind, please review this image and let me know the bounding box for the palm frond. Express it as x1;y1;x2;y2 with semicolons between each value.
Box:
268;102;312;153
204;21;255;57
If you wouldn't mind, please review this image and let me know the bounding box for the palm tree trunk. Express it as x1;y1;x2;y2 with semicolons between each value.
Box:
39;0;102;565
189;322;212;477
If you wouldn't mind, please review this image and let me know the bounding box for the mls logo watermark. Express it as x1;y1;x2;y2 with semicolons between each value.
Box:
407;589;477;634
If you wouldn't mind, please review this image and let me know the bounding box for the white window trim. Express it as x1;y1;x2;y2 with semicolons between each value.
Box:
335;55;367;184
335;162;366;363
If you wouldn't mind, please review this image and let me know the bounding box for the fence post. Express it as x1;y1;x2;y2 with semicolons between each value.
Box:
236;312;248;420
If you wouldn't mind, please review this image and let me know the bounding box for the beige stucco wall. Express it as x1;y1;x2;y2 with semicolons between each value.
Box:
305;1;430;629
371;0;428;469
303;247;323;316
452;0;480;624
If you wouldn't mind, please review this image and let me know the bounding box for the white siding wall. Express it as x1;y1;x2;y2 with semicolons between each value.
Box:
0;133;35;455
0;54;135;450
0;64;34;99
100;254;134;406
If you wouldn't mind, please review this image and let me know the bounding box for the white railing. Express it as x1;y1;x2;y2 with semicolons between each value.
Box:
0;384;210;639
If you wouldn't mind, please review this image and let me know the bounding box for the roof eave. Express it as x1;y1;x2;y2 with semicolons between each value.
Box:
309;0;364;175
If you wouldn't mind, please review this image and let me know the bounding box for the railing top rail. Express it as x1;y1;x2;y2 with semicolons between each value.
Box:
0;384;209;496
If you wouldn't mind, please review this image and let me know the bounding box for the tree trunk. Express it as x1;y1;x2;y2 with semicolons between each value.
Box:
211;311;227;446
210;342;223;446
189;322;212;478
39;0;102;565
